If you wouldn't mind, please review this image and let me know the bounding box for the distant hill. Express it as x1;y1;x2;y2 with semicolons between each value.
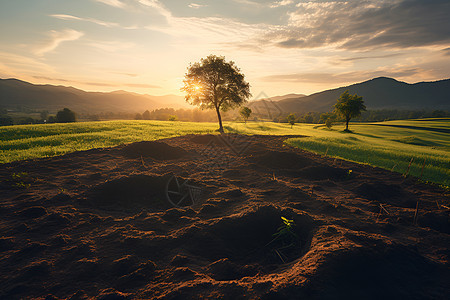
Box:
0;79;186;113
249;77;450;116
257;93;306;102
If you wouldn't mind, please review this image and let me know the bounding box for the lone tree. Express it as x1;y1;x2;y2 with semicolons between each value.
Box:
56;108;76;123
334;90;366;131
287;113;296;128
240;106;252;123
182;55;251;133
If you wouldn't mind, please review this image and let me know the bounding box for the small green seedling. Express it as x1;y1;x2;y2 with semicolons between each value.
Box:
272;217;297;243
266;217;299;263
346;169;353;178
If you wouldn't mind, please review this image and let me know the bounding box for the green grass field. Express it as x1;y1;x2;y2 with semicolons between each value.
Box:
1;119;449;187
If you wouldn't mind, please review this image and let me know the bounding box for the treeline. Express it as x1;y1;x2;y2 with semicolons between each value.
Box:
272;109;450;124
2;106;448;126
133;108;238;122
0;108;76;126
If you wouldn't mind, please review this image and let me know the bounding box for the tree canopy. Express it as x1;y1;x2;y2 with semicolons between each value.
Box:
56;108;76;123
240;106;252;123
181;55;251;133
334;90;366;131
287;113;296;128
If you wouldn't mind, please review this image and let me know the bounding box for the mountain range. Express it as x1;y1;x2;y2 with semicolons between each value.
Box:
1;77;449;115
249;77;450;116
0;78;187;113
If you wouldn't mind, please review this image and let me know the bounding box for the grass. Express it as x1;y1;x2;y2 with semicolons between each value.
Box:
1;118;449;187
284;120;450;187
0;120;218;163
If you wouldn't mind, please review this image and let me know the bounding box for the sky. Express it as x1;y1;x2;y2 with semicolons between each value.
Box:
0;0;449;98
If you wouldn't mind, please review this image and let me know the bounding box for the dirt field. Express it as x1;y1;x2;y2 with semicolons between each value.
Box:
0;134;449;299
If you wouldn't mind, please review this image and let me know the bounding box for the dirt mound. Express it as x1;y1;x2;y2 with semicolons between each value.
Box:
304;243;446;299
121;141;187;160
354;182;416;208
190;134;222;145
251;150;313;169
181;205;314;275
88;175;172;210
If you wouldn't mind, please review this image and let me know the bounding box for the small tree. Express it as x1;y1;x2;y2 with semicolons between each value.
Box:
182;55;251;133
135;113;143;120
320;112;336;129
56;108;76;123
287;113;296;128
240;106;252;123
168;115;178;121
334;90;366;131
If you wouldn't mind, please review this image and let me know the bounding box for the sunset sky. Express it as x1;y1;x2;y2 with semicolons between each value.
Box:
1;0;449;97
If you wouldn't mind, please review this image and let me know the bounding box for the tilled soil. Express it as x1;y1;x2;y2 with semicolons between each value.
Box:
0;134;449;299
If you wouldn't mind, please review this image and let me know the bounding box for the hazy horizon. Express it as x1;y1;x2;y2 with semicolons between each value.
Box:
1;0;449;97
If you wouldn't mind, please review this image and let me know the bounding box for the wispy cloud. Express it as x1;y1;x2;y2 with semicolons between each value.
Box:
233;0;262;6
51;14;120;28
261;68;422;84
338;53;404;62
0;52;55;76
188;3;207;9
34;29;84;56
140;0;270;46
125;83;160;88
94;0;125;8
442;47;450;56
270;0;293;8
32;75;161;89
139;0;171;18
32;75;71;82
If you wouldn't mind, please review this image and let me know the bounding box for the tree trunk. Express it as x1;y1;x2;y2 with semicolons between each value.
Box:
345;117;350;131
215;106;224;133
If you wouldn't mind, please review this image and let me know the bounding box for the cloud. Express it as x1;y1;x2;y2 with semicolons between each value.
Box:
233;0;262;6
32;75;161;89
94;0;125;8
270;0;293;8
261;68;421;84
112;72;138;77
442;47;450;56
188;3;207;9
139;0;171;18
267;0;450;50
51;14;120;28
0;52;55;77
338;53;404;62
34;29;84;56
125;83;160;88
32;75;71;82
